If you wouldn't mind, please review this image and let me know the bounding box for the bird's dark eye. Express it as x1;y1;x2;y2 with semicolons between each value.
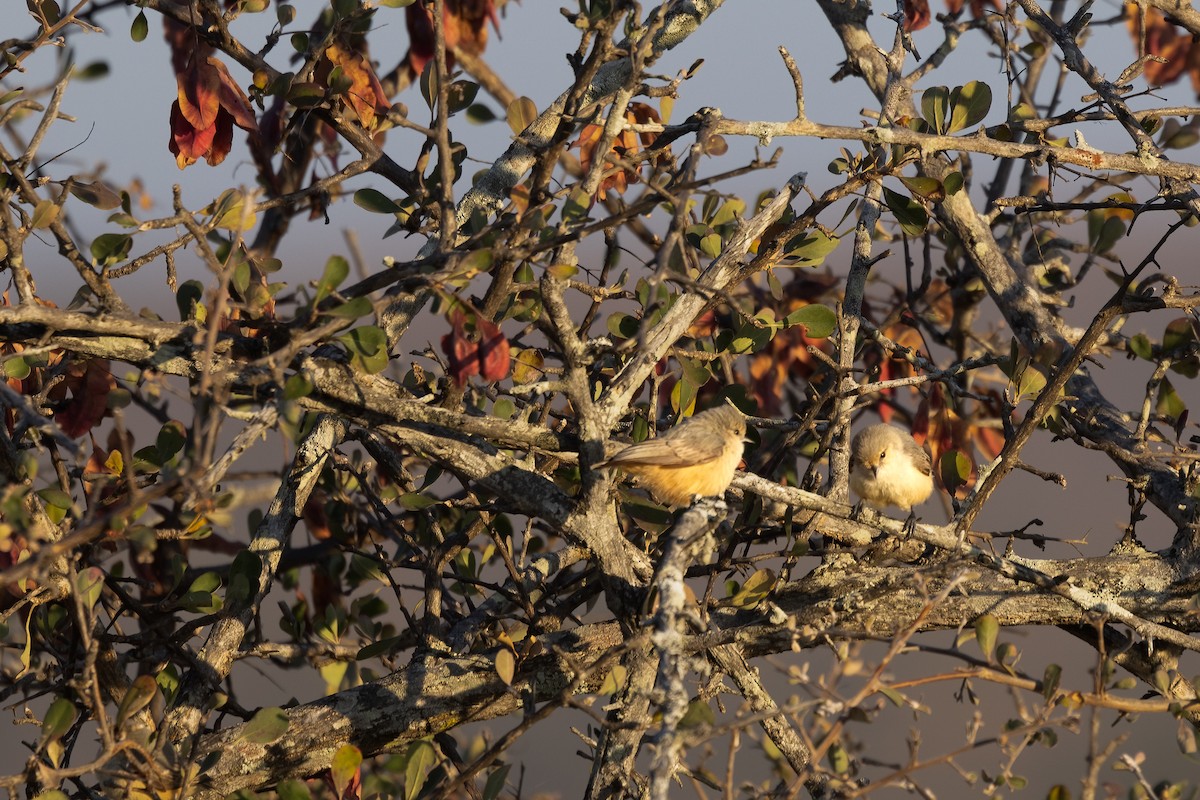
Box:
878;450;886;460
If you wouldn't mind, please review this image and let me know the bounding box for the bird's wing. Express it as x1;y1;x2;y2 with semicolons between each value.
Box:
601;429;724;466
908;438;933;475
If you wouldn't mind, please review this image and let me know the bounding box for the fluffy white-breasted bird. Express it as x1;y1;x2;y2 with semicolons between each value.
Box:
849;423;934;514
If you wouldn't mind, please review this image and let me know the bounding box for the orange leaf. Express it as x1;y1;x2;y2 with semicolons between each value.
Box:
1126;3;1197;87
177;58;221;131
324;43;390;128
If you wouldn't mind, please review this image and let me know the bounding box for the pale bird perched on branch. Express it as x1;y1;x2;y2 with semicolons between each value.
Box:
596;404;749;507
849;423;934;531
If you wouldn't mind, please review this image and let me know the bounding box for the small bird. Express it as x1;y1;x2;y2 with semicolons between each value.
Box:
596;404;748;507
849;423;934;527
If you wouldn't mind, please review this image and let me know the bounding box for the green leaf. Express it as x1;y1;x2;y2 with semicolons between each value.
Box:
284;373;314;399
177;280;204;321
506;96;537;135
75;567;104;610
276;779;313;800
729;568;776;609
399;492;437;511
357;635;403;660
1015;364;1047;401
698;232;723;259
606;312;639;339
878;686;907;707
948;81;992;133
511;348;544;384
354;188;401;214
241;707;290;744
493;398;515;420
1129;333;1153;360
188;572;221;595
130;10;148;41
150;665;179;707
882;186;928;236
1042;663;1062;702
230;550;262;592
31;199;59;229
467;103;497;124
899;175;943;200
1087;210;1125;253
69;180;123;210
337;325;389;374
677;699;715;729
4;356;31;380
325;296;374;319
562;188;592;222
178;591;222;613
494;649;515;685
156;420;188;460
115;675;158;730
1163;318;1196;352
41;697;77;743
331;744;363;798
320;660;349;693
974;614;999;661
447;80;479;114
921;85;949;134
943;171;964;195
782;229;839;266
482;765;511;800
599;664;628;695
670;376;698;416
1157;376;1187;424
315;255;349;302
783;304;836;339
452;248;494;281
207;189;257;231
1159;118;1200;149
404;740;437;800
74;61;109;81
37;488;73;510
938;449;972;495
90;233;132;267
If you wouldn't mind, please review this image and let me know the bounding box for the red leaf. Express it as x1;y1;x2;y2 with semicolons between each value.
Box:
405;0;500;76
477;317;510;382
904;0;931;31
1126;3;1197;87
170;100;217;168
441;309;509;386
177;58;221;131
53;359;116;439
206;108;236;167
210;57;259;132
166;40;256;169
